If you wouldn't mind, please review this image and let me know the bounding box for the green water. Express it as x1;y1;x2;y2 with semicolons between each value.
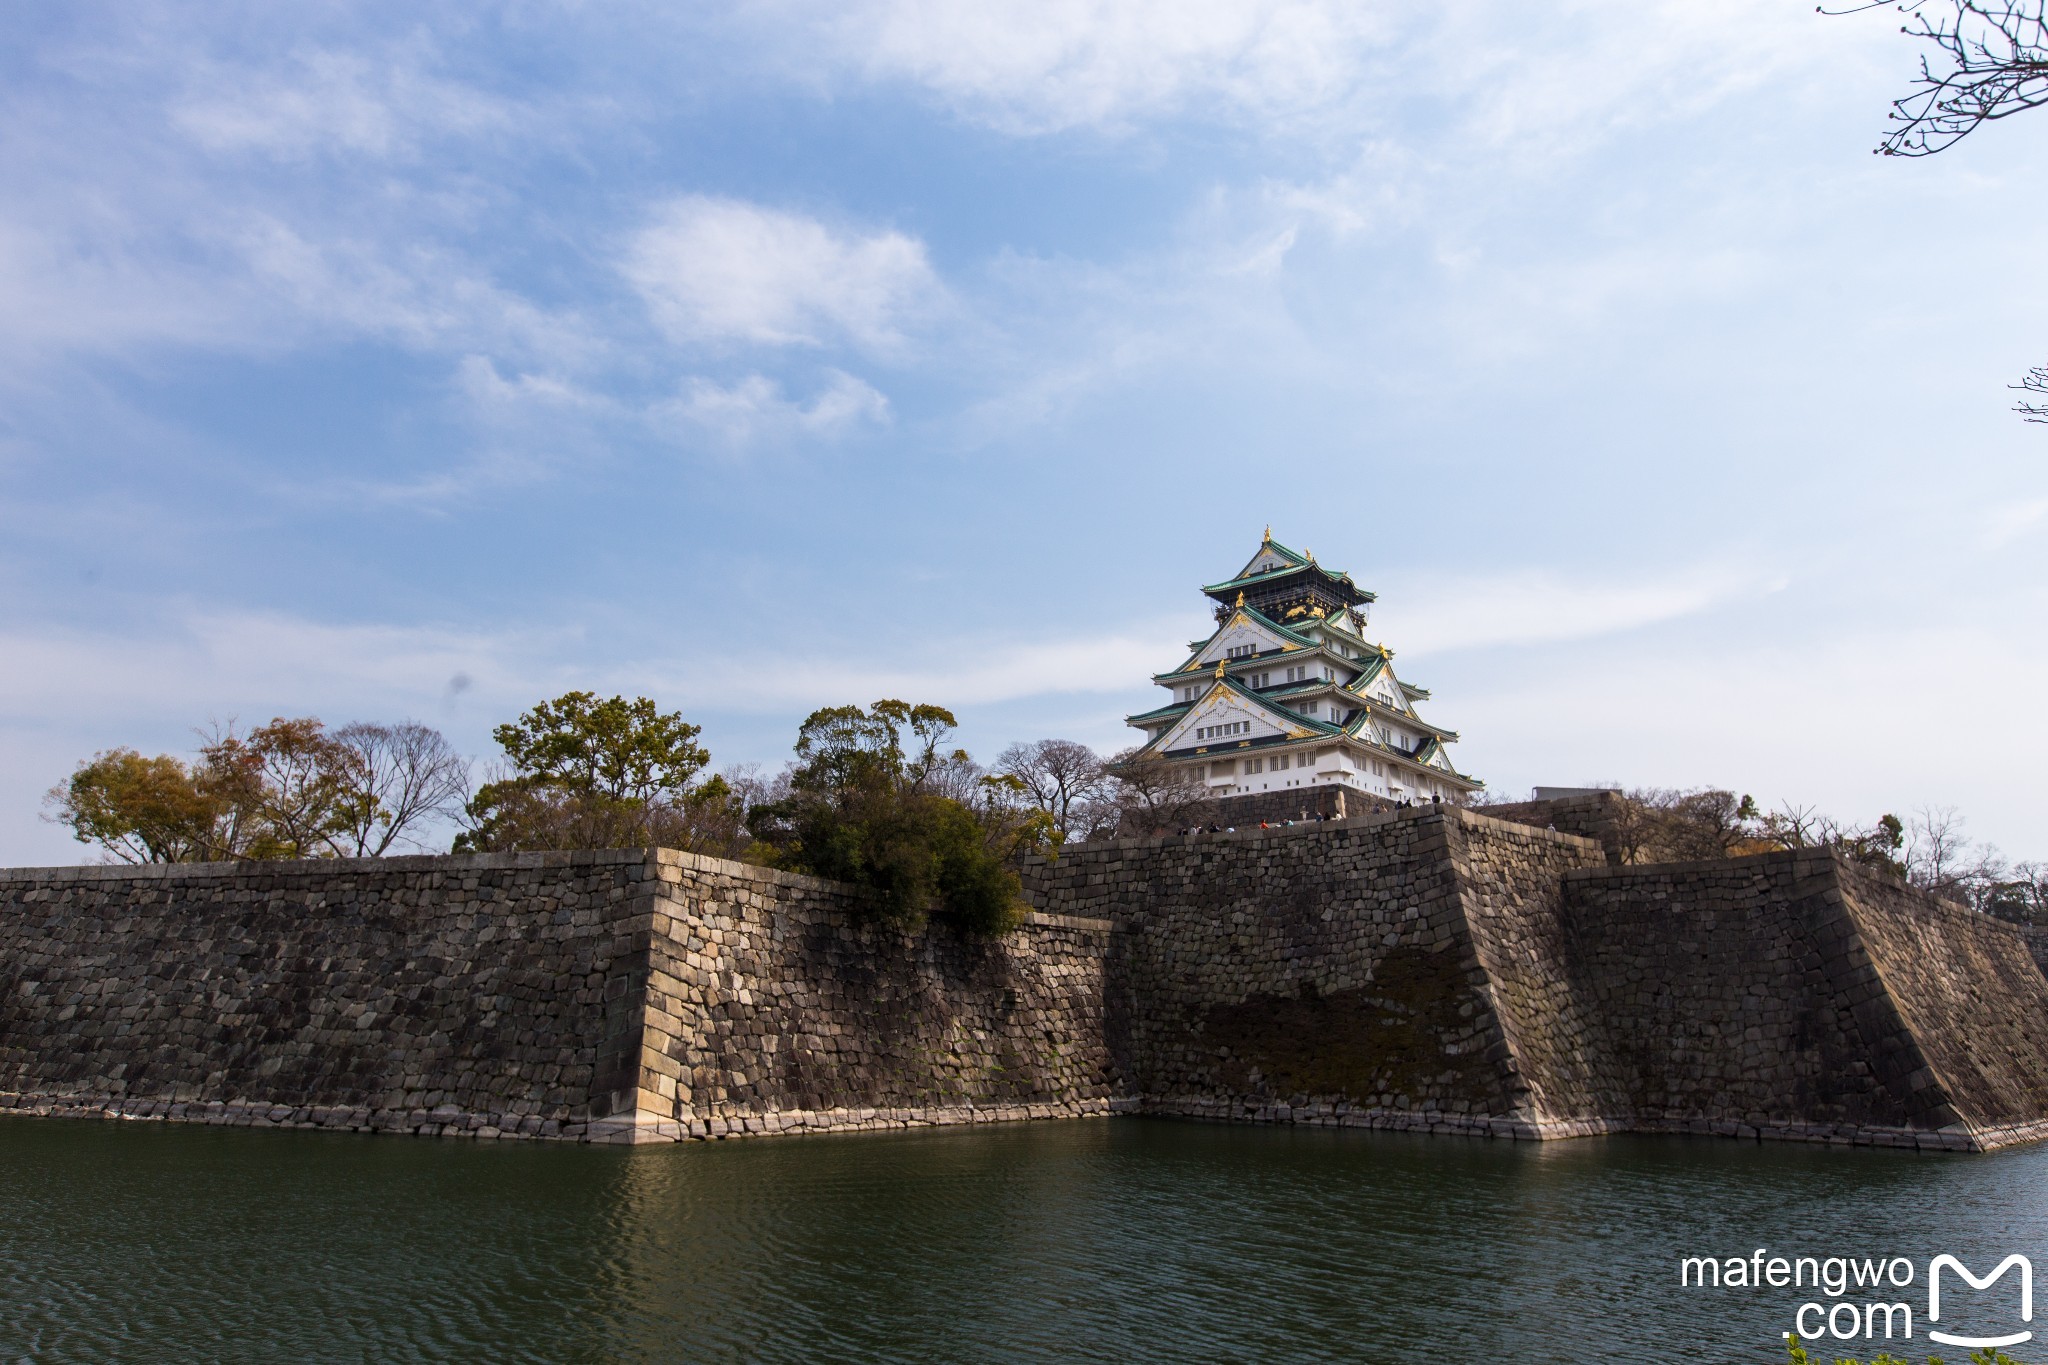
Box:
2;1114;2044;1363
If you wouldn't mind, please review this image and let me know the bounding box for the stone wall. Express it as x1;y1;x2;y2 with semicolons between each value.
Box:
1556;850;2048;1149
1559;852;1939;1143
1028;813;2048;1150
1026;808;1613;1137
622;855;1113;1140
1811;861;2048;1149
1481;791;1631;865
1118;784;1395;837
10;812;2048;1151
0;850;1112;1143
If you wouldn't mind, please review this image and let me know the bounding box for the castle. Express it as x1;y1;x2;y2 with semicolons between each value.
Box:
1124;531;1480;804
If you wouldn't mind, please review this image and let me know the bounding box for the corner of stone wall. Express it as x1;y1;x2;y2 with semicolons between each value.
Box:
1832;851;2048;1151
1436;809;1622;1136
581;851;679;1143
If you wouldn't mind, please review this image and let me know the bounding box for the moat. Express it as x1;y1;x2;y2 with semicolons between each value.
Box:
5;1117;2046;1362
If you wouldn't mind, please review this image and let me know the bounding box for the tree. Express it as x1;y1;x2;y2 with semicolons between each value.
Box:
1905;803;2010;905
997;739;1110;844
1600;787;1760;863
489;692;708;803
46;749;241;863
1751;799;1907;877
1099;747;1211;837
2014;364;2048;422
456;692;724;854
1984;859;2048;922
745;700;1044;932
331;721;471;856
1847;2;2048;421
1850;1;2048;157
200;718;367;858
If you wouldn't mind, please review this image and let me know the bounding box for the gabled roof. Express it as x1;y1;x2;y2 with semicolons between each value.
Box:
1201;533;1374;607
1411;735;1479;784
1363;703;1460;742
1309;612;1386;658
1137;673;1343;758
1343;655;1391;694
1156;608;1321;682
1126;699;1194;725
1225;534;1311;582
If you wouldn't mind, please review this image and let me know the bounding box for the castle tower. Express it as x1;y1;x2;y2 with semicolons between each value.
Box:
1124;530;1482;803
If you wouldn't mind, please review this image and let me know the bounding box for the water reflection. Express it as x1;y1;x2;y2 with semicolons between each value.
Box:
2;1114;2044;1362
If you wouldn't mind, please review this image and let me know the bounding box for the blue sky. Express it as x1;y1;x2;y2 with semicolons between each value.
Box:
4;1;2046;864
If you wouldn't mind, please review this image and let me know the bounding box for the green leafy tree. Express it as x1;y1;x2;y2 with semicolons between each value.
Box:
456;692;733;854
747;700;1046;933
46;748;244;863
200;718;370;857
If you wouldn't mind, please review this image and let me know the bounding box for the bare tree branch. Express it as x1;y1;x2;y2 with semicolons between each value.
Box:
2013;364;2048;421
334;721;470;856
1834;4;2048;425
997;739;1110;843
1836;1;2048;155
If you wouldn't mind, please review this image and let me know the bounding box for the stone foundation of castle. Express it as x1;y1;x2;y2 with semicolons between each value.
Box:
7;805;2048;1150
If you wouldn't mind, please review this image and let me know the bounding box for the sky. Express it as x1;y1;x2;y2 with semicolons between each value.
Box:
3;0;2045;865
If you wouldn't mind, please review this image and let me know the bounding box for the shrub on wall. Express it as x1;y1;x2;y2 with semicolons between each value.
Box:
745;700;1049;933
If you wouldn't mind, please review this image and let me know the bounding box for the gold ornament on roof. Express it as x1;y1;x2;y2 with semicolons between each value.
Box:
1310;605;1326;618
1235;591;1245;607
1263;524;1272;541
1214;660;1226;679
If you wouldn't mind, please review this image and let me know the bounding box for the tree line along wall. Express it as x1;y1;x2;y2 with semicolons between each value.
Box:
0;850;1114;1142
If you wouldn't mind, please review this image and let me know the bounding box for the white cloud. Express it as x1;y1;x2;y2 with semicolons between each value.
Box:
748;0;1866;144
171;46;520;161
235;216;596;366
1375;562;1783;657
455;354;610;417
622;195;941;349
655;369;890;447
0;598;1170;740
778;0;1399;135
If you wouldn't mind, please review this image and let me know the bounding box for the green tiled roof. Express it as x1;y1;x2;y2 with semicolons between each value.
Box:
1201;560;1372;600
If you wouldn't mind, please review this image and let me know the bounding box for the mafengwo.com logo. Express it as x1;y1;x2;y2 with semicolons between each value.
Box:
1681;1249;2033;1351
